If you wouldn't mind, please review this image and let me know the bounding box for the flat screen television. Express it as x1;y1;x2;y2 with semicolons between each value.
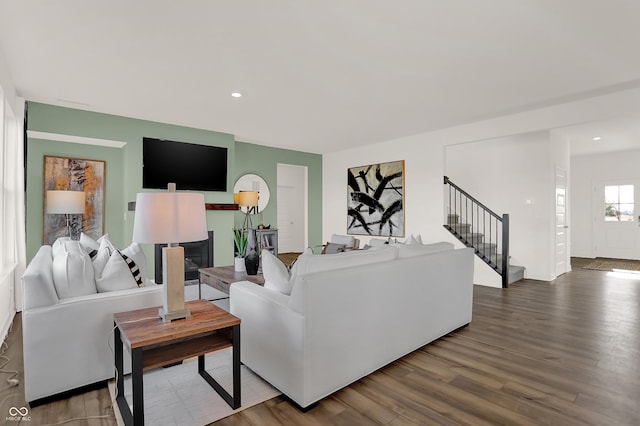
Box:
142;137;227;191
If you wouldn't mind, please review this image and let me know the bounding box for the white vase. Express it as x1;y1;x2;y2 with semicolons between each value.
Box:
234;257;246;272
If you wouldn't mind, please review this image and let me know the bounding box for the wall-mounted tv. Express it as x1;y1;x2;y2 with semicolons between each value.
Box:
142;137;227;191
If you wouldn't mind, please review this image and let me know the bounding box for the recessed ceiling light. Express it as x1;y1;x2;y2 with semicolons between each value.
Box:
593;136;601;141
231;92;242;98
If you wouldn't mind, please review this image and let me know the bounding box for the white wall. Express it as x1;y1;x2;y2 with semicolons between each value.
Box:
0;45;18;343
445;131;558;282
323;87;640;287
571;150;640;258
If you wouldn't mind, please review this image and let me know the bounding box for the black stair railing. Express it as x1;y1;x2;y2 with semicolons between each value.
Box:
443;176;510;288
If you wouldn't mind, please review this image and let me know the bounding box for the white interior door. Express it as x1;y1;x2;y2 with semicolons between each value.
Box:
555;166;569;276
277;164;307;253
594;180;640;260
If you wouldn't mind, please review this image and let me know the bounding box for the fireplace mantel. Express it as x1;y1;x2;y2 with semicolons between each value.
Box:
128;202;239;211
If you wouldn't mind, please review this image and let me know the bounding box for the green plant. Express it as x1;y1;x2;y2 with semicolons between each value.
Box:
233;229;247;257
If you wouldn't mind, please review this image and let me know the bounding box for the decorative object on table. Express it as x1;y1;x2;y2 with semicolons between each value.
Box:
244;229;259;275
45;190;85;239
347;160;405;237
132;182;208;322
233;228;247;272
43;155;105;244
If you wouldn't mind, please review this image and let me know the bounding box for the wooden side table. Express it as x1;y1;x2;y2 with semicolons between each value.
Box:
199;265;265;295
113;299;241;426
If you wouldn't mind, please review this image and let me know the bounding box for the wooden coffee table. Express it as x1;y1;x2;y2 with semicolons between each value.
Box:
199;265;265;295
113;299;241;425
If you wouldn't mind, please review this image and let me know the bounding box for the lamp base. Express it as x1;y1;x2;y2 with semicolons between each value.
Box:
159;245;190;322
158;307;191;322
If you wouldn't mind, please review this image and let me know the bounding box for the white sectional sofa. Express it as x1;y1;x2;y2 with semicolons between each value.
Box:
230;242;474;409
22;243;163;403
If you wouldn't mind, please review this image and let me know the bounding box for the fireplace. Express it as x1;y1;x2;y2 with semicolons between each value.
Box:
155;231;214;284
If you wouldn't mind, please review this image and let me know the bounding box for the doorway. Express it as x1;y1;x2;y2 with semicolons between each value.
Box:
555;166;570;276
277;164;307;253
593;180;640;260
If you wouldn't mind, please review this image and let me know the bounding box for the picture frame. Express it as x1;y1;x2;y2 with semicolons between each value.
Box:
347;160;405;237
42;155;106;244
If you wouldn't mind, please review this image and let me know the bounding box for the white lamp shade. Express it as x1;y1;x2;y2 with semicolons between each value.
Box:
132;192;208;244
46;190;85;214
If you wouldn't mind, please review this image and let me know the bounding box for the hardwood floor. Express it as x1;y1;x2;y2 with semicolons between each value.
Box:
1;260;638;425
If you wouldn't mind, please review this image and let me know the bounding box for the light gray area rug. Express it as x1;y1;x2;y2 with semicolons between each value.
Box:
582;257;640;272
109;348;280;426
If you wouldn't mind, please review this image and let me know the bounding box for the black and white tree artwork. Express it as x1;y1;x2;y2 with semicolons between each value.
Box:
347;160;404;237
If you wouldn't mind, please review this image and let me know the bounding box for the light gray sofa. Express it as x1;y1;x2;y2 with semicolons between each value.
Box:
21;244;163;403
230;243;474;409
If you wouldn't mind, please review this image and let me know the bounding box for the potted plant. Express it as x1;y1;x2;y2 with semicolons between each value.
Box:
233;229;247;272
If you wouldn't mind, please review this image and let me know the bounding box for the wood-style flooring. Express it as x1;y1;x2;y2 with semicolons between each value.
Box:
1;258;638;425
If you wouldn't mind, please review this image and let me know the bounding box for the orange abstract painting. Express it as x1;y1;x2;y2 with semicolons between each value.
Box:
43;155;105;244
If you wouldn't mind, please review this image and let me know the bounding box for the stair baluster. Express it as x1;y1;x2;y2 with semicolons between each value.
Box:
443;176;518;288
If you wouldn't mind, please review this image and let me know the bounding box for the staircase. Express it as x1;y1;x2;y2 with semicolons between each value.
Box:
443;176;525;288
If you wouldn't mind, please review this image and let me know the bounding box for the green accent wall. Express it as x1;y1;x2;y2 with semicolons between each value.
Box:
234;142;322;249
25;102;322;276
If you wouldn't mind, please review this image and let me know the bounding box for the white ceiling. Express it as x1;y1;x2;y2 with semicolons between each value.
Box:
1;1;640;154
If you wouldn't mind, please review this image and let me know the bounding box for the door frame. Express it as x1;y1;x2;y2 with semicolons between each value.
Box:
276;163;308;252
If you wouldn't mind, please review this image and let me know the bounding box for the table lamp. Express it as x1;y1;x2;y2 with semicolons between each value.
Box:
46;190;86;239
132;183;208;322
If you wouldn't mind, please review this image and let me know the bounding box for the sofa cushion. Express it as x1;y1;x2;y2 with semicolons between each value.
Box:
293;245;398;277
262;249;293;295
52;240;98;299
288;246;399;313
397;241;454;258
96;250;140;292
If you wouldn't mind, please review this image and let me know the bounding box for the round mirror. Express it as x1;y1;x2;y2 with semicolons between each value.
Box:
234;174;270;213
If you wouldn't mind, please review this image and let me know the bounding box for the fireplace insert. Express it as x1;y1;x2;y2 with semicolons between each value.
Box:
154;231;214;284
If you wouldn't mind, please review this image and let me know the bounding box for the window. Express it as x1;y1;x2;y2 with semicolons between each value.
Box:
605;185;634;221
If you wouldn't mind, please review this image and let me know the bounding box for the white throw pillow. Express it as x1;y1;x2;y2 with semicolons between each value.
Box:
322;242;346;254
262;249;293;295
51;240;97;299
368;238;388;247
121;242;148;282
92;237;113;279
95;250;139;292
51;237;72;258
79;232;100;257
415;234;423;244
330;234;355;248
405;234;419;245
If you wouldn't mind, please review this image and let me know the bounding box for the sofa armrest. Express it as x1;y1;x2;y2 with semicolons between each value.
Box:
22;285;163;402
22;245;58;310
230;281;306;403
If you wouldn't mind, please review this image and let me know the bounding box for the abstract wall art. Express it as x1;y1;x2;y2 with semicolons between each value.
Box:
347;160;404;237
43;155;106;244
